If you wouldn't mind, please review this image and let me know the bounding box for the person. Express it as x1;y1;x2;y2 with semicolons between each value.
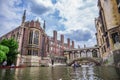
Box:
2;61;7;67
11;63;15;67
51;59;54;66
72;61;81;68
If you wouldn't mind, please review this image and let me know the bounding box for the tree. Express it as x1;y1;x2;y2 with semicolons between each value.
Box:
0;45;9;63
0;38;19;65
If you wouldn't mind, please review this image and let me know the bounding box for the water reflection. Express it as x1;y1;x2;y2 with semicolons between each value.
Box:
71;67;103;80
0;66;120;80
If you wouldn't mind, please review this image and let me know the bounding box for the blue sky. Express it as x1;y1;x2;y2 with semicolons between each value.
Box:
0;0;98;48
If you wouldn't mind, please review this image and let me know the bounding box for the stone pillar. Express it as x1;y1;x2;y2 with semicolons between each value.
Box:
53;30;57;54
79;52;81;58
68;52;70;59
60;35;64;56
72;51;75;60
61;34;64;44
53;30;57;42
67;38;70;48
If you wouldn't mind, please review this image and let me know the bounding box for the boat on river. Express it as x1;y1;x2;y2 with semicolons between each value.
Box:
0;66;25;69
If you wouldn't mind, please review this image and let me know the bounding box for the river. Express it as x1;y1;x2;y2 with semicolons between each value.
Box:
0;66;120;80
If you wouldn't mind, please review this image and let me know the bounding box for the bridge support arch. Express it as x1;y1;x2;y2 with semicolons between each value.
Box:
67;57;101;66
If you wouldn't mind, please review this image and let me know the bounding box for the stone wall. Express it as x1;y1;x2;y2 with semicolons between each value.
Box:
113;49;120;66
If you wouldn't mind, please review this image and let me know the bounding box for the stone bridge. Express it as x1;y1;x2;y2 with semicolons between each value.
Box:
64;47;102;66
67;57;102;66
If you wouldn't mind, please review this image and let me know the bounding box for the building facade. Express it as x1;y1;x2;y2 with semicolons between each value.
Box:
0;10;75;66
95;0;120;66
48;30;75;64
0;10;49;66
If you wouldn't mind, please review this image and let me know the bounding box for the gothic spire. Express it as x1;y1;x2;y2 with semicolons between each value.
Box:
43;20;46;31
22;10;26;24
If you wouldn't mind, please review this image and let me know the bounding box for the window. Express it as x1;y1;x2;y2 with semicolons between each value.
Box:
92;50;98;57
116;0;120;13
28;50;32;55
28;49;38;56
34;31;39;45
29;30;39;45
29;30;33;44
16;32;19;40
106;37;110;48
33;50;38;56
111;32;119;44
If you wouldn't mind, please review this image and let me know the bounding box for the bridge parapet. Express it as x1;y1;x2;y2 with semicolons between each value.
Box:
67;57;102;66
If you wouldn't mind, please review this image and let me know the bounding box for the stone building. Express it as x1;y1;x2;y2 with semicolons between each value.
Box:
0;10;75;66
0;10;49;66
48;30;74;64
95;0;120;66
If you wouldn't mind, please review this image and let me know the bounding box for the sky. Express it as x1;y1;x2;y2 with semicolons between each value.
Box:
0;0;99;48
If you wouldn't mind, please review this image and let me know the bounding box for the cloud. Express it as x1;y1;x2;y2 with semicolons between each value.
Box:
54;0;98;47
0;0;23;37
65;30;92;42
28;0;54;15
0;0;98;48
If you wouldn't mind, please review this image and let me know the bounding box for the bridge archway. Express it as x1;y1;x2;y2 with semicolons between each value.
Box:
80;50;86;57
86;49;92;57
67;57;101;66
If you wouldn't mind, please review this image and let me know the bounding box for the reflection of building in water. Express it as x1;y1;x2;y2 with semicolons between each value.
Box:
0;10;74;66
95;0;120;67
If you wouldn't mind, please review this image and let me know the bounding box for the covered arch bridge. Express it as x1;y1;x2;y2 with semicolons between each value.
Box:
64;47;102;65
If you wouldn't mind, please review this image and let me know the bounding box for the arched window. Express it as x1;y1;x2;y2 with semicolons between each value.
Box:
34;31;39;45
92;50;98;57
29;30;33;44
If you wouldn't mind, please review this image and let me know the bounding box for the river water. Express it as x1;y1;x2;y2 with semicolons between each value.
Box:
0;66;120;80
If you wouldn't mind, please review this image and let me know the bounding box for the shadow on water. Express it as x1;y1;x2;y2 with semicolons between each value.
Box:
0;66;120;80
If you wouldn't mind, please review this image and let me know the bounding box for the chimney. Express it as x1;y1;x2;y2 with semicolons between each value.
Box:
53;30;57;42
61;34;64;44
84;44;86;48
72;41;74;48
67;38;70;48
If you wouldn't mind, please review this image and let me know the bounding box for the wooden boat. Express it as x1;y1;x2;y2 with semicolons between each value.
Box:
0;66;25;69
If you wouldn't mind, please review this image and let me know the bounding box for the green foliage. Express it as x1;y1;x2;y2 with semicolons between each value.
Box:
0;50;6;63
0;44;9;54
0;45;9;63
0;38;19;65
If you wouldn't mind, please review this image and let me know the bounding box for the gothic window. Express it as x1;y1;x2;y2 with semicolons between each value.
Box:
12;34;15;39
28;49;32;55
33;50;38;56
28;49;38;56
34;31;39;45
29;30;33;44
16;32;19;40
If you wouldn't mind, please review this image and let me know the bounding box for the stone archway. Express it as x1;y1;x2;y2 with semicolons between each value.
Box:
86;49;92;57
80;50;86;57
67;57;101;66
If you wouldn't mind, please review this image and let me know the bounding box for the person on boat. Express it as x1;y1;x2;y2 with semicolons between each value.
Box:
72;61;81;68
